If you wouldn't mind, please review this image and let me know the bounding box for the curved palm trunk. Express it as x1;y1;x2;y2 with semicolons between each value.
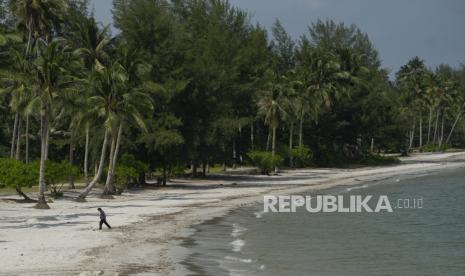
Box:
419;115;422;148
15;117;22;160
25;115;29;164
272;124;277;172
68;132;75;189
299;112;304;147
427;107;433;145
16;185;35;202
35;114;50;209
10;112;19;159
101;135;116;197
76;130;109;201
433;109;440;144
84;127;90;185
289;122;294;167
102;124;123;197
445;106;464;144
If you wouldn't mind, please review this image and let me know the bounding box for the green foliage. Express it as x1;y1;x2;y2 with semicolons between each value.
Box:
0;0;464;204
29;160;79;198
358;155;400;166
247;151;283;175
120;154;149;173
291;145;313;168
114;165;138;194
420;143;451;153
0;158;36;189
29;160;78;185
112;154;149;193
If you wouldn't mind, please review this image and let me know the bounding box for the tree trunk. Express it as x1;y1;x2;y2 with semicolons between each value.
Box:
419;115;423;148
10;112;18;159
138;172;146;185
427;107;433;145
299;112;304;147
25;115;29;164
35;115;50;209
44;119;50;161
101;135;116;197
289;122;294;167
202;162;207;177
192;162;198;177
15;117;22;160
232;141;237;169
162;166;167;186
433;109;440;144
76;130;109;201
15;185;35;202
266;127;271;152
250;122;254;150
84;127;90;185
68;133;75;189
272;124;277;172
409;121;415;151
371;137;374;153
445;110;462;145
102;124;123;197
439;113;445;148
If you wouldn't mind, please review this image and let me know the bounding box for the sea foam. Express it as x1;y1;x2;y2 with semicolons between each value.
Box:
230;239;245;252
231;223;247;238
225;255;253;263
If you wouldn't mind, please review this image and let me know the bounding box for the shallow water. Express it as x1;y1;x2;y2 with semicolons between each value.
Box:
181;168;465;275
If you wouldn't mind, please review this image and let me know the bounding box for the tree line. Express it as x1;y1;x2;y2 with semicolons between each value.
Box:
0;0;464;208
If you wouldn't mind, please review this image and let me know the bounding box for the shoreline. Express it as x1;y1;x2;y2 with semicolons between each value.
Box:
1;152;465;275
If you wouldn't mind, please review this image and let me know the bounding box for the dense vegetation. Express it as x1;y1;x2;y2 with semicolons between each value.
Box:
0;0;464;208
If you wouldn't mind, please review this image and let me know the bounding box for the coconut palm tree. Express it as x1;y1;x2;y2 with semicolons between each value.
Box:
10;0;68;52
101;46;153;197
257;69;288;161
9;0;68;166
77;53;152;200
59;15;111;188
28;39;75;209
0;49;33;161
67;16;111;185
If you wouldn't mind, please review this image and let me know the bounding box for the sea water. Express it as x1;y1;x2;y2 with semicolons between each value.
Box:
180;168;465;275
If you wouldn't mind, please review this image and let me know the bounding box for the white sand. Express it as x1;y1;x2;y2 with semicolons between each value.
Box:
1;152;465;275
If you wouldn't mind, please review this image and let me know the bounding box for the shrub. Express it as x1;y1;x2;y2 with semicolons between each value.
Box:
358;154;400;166
0;158;36;199
30;160;79;198
247;151;283;175
120;154;149;174
420;143;451;153
114;165;138;194
291;145;313;168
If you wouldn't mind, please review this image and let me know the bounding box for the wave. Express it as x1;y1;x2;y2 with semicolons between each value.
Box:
225;255;253;263
232;223;247;238
230;239;245;252
254;211;264;218
346;184;369;192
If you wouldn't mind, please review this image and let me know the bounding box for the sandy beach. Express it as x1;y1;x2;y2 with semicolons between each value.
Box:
1;151;465;275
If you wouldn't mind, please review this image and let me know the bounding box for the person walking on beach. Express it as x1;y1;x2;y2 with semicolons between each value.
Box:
98;208;111;230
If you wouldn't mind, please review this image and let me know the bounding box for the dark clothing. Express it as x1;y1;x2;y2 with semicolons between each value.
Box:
98;209;111;230
99;219;111;230
98;209;106;220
